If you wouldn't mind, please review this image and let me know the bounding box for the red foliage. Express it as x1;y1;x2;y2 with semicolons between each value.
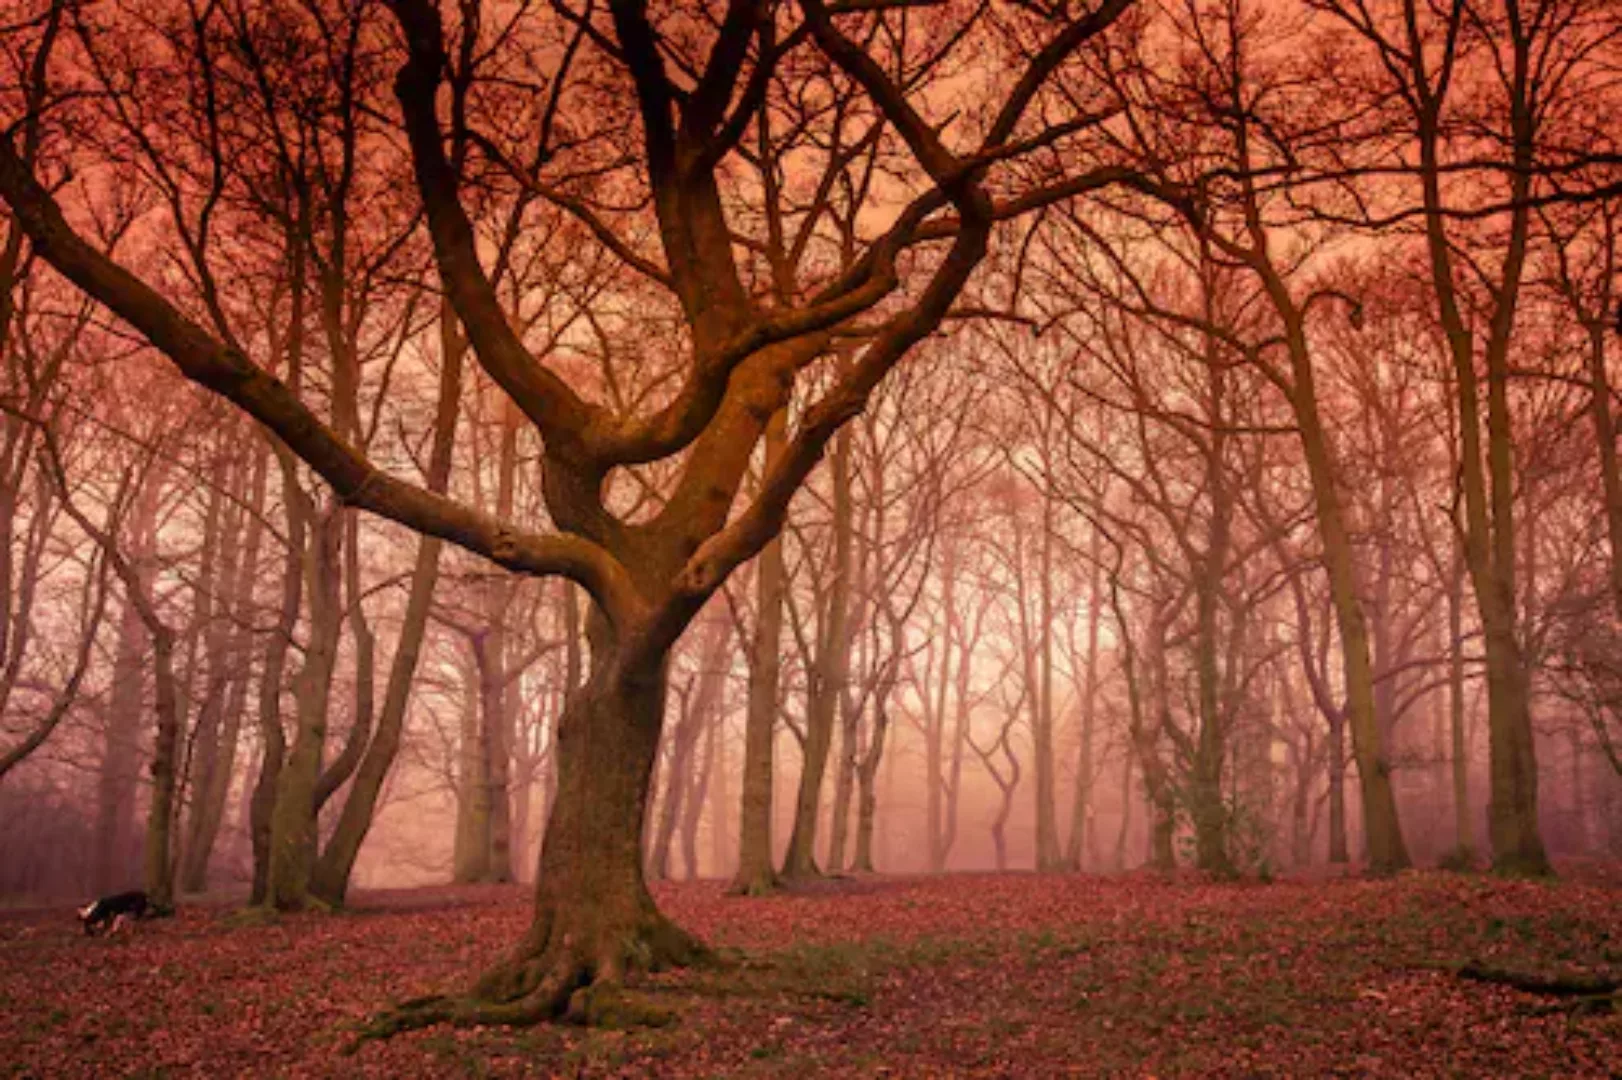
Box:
2;870;1618;1076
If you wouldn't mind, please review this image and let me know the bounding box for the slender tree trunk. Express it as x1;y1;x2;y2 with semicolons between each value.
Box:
1327;706;1348;864
1192;460;1234;877
177;475;228;890
1414;70;1549;876
484;400;522;883
1587;320;1622;627
181;447;266;892
680;715;716;879
943;596;979;867
251;244;309;904
782;428;854;879
454;648;489;883
310;527;448;904
1034;485;1061;870
1447;542;1473;864
1114;751;1133;872
142;623;182;911
248;511;298;905
827;693;860;873
1065;537;1104;870
96;588;148;893
852;694;891;873
651;615;728;880
709;707;731;879
1288;349;1410;873
731;409;786;896
266;504;343;909
926;546;956;872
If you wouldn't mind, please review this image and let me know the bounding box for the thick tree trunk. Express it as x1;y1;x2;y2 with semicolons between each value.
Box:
443;626;705;1025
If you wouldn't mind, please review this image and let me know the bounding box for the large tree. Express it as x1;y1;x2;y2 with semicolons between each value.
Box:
1;0;1143;1027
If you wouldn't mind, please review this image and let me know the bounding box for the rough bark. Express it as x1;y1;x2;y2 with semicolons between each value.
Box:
367;614;708;1033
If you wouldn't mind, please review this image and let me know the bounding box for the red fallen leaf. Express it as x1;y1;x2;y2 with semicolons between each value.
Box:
4;872;1621;1076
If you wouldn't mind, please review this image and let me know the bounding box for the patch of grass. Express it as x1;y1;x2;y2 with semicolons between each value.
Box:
224;906;280;929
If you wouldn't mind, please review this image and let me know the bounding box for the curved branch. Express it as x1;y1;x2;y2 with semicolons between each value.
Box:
0;134;644;626
387;0;600;446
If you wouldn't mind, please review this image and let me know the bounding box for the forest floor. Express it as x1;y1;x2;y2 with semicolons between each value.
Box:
2;866;1620;1078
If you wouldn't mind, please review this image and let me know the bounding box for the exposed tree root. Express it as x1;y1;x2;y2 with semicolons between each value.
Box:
1457;961;1620;1015
346;913;710;1051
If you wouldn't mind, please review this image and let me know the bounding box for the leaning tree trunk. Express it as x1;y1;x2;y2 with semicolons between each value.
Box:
310;530;445;905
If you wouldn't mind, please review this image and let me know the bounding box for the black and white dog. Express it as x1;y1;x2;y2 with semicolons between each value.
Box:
77;890;152;936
